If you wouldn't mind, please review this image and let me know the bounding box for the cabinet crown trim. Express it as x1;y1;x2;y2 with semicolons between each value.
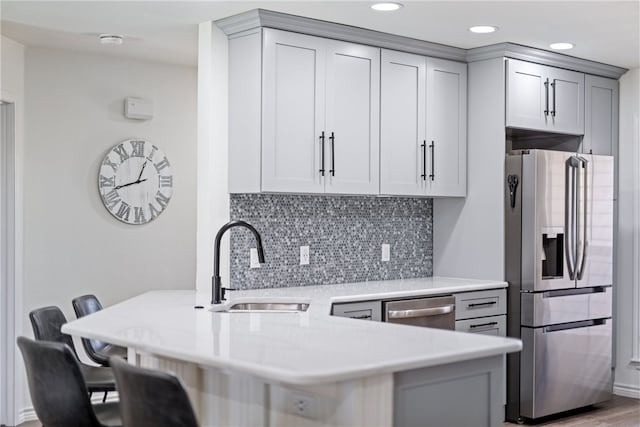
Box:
216;8;467;62
215;10;627;79
467;43;626;79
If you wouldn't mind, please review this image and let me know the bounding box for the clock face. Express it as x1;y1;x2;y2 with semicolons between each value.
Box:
98;139;173;225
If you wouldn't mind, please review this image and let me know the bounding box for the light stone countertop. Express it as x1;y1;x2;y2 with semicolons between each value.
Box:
63;277;522;385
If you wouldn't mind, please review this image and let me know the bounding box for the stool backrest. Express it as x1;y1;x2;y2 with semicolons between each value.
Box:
110;356;199;427
17;336;101;427
72;294;109;365
29;305;79;358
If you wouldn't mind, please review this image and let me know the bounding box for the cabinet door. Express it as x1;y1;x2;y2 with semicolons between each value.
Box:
583;75;618;155
506;59;549;131
380;50;426;196
426;58;467;196
325;41;380;194
262;29;326;193
547;67;584;135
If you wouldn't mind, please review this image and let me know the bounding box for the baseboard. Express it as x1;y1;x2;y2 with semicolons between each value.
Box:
17;407;37;425
614;382;640;399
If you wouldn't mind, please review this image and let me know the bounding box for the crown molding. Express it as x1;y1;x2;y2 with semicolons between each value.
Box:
215;9;467;62
215;9;628;79
466;43;626;79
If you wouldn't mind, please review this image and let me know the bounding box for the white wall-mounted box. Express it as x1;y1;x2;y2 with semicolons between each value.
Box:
124;97;153;120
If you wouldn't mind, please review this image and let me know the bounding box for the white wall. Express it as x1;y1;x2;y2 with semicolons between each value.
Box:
615;67;640;398
0;34;25;427
18;47;197;419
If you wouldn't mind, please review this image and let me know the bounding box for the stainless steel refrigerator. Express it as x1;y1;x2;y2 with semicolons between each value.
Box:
505;149;614;422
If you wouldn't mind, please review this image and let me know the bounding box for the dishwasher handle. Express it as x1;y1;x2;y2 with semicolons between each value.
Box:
387;304;455;320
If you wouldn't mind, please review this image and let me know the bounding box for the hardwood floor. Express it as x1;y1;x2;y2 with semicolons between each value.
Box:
504;395;640;427
14;395;640;427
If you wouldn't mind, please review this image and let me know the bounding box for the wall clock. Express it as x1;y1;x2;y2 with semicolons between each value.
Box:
98;139;173;224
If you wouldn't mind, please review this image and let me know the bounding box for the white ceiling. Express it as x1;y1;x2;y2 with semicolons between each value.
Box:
1;1;638;70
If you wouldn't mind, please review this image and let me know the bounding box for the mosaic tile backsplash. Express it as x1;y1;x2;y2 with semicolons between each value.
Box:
229;194;433;289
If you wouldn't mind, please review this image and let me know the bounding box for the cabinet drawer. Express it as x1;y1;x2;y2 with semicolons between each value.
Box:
332;300;382;321
455;289;506;320
456;315;506;336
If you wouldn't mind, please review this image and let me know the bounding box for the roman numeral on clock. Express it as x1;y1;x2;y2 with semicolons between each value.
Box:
160;175;173;188
115;202;131;221
99;175;115;188
103;189;121;210
154;157;170;172
130;140;145;157
113;144;130;162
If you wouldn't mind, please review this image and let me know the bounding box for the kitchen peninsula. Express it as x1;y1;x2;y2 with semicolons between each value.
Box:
63;277;522;427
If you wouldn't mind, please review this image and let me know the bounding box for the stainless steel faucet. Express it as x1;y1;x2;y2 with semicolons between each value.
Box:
212;220;265;304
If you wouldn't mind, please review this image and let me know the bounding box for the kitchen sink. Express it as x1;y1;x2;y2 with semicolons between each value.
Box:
219;302;310;313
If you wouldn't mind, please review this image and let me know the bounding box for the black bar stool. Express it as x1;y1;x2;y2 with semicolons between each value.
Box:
17;336;122;427
110;356;199;427
29;306;116;401
72;295;127;366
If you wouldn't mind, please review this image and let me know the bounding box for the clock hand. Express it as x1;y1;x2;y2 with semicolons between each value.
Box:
136;161;148;182
114;178;148;190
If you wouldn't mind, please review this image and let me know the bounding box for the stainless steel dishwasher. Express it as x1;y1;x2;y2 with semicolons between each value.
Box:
383;295;456;330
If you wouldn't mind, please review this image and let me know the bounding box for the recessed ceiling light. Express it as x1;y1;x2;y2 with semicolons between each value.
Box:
371;2;403;12
550;42;574;50
99;34;124;45
469;26;498;34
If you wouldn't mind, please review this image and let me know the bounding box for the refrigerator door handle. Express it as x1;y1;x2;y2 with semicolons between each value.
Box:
576;156;589;280
544;318;606;333
564;157;577;280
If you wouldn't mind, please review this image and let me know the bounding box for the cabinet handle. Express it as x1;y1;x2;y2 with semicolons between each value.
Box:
551;79;556;117
329;132;335;177
467;301;497;308
421;141;427;180
319;131;325;176
429;141;435;181
544;78;549;116
469;321;498;329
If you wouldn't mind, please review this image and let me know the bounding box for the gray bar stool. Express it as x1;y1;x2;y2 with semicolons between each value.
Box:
110;356;199;427
17;336;122;427
72;295;127;366
29;306;116;401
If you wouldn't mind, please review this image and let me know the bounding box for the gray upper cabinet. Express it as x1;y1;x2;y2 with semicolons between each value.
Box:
506;59;584;135
262;30;326;193
583;75;619;156
231;28;380;195
381;49;467;197
323;39;380;195
380;50;426;196
427;58;467;197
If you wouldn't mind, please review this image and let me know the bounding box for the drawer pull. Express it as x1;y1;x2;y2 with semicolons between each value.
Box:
467;301;497;308
388;304;454;320
469;321;498;329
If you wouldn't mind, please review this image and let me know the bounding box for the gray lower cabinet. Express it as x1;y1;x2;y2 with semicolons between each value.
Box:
394;355;505;427
456;315;506;336
331;300;382;321
455;289;507;336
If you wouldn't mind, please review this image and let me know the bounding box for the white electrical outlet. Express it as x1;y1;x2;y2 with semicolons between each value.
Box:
289;392;316;419
382;243;391;262
300;246;310;265
250;248;261;268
